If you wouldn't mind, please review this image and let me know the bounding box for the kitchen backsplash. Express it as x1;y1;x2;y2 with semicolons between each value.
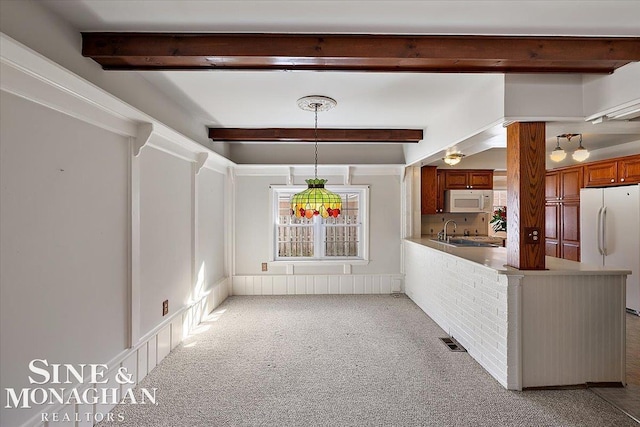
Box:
421;213;489;236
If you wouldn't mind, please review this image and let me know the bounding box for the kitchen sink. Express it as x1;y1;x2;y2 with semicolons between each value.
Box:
429;238;500;248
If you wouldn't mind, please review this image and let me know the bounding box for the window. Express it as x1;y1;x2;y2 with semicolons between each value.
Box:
271;186;368;262
490;189;508;236
493;190;507;210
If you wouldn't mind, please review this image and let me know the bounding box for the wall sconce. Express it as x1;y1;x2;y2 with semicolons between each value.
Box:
550;133;589;163
443;153;465;166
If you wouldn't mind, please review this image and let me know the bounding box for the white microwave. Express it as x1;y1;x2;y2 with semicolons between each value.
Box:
444;190;493;213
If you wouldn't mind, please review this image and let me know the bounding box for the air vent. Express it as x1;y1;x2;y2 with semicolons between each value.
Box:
439;337;467;352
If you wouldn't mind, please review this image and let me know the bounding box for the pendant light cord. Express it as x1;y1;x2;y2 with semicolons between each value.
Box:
314;103;318;180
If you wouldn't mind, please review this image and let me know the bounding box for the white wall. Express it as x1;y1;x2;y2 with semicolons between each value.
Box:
0;91;130;427
139;147;193;335
0;0;229;158
0;35;231;426
234;168;402;277
352;174;402;275
583;62;640;118
230;143;406;165
403;75;505;166
197;168;227;287
504;74;584;120
234;174;286;274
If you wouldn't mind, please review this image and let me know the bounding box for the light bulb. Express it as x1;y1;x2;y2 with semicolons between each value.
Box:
549;147;566;162
443;157;459;166
572;147;590;162
443;153;463;166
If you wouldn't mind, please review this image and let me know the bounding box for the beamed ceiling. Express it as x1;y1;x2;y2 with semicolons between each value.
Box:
208;128;423;143
82;33;640;74
81;32;640;145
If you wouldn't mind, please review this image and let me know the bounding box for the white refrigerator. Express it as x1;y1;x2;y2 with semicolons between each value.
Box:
580;184;640;314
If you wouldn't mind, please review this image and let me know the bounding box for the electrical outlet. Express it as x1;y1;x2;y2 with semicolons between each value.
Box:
524;227;541;244
261;262;268;272
162;300;168;316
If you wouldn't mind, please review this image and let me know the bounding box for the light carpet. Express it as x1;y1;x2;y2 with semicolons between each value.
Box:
99;295;637;426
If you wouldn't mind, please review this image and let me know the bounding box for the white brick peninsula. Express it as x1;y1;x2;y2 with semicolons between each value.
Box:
403;238;630;390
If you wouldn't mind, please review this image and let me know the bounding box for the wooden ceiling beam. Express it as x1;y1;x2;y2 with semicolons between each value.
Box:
208;128;423;143
82;33;640;73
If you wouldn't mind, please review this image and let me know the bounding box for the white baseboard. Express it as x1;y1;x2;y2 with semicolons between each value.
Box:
17;277;230;427
232;274;403;296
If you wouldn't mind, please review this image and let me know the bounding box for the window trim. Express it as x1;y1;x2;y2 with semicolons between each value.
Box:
269;185;370;265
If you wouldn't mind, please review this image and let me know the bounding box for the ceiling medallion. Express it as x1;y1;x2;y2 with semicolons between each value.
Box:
296;95;337;113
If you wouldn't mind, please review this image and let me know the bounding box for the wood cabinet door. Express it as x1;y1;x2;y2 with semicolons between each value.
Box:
421;166;438;214
468;171;493;189
545;172;560;201
545;202;559;240
545;202;560;258
561;242;580;262
436;170;445;213
443;171;469;189
560;167;582;200
560;201;580;243
619;156;640;185
560;201;580;261
545;240;560;258
584;161;618;187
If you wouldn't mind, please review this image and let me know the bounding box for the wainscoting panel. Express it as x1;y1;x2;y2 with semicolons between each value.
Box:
147;336;157;373
170;316;183;350
137;343;148;383
157;326;171;362
520;274;626;388
232;274;403;295
404;239;627;390
93;368;119;424
121;352;137;390
48;404;74;427
18;277;230;427
77;397;93;427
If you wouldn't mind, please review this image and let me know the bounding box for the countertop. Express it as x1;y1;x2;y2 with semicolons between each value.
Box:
405;236;632;276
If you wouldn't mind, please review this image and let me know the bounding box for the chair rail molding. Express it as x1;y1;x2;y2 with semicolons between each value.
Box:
0;33;234;172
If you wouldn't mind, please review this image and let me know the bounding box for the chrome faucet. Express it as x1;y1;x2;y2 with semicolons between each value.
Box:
443;220;457;241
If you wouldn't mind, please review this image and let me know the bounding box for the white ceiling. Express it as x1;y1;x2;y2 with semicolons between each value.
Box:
39;1;640;36
40;0;640;165
150;71;494;128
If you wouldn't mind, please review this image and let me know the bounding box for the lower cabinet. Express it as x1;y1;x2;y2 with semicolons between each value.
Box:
545;200;580;261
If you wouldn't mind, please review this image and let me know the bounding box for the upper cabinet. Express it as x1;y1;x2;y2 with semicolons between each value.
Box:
436;170;445;213
584;155;640;187
619;156;640;184
584;160;618;187
443;170;494;190
421;168;493;214
421;166;438;214
545;166;582;202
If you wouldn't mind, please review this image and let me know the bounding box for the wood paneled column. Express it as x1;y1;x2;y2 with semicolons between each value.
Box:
506;122;546;270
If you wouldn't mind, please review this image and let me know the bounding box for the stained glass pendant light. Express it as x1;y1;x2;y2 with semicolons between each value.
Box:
291;96;342;219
